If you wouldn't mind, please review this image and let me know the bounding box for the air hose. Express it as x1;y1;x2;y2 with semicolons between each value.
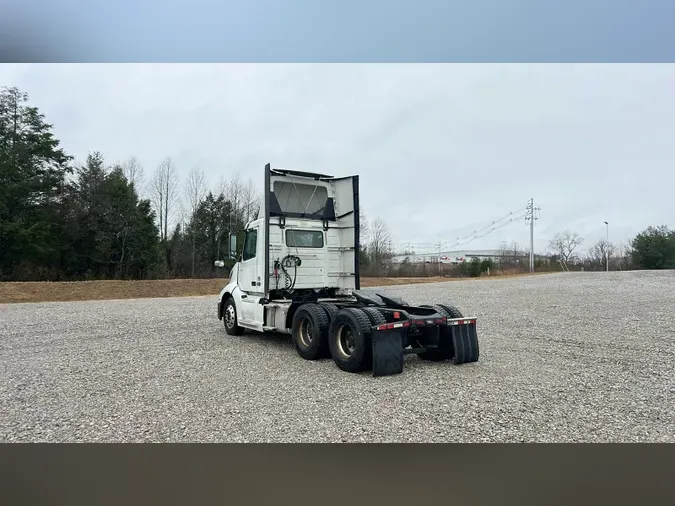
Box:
280;255;302;290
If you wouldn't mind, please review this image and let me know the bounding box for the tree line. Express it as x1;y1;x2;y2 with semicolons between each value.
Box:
547;227;675;271
360;220;675;278
377;225;675;279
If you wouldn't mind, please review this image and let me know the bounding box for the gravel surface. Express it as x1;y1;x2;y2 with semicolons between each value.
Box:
2;271;674;443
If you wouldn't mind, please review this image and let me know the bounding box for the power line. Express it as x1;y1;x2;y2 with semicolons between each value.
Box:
450;205;529;246
391;200;541;259
393;201;531;253
453;209;529;248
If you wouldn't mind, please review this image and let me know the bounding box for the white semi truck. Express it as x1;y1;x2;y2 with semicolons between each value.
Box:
216;164;479;376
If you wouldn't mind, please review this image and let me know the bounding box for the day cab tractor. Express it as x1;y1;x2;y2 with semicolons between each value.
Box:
216;164;479;377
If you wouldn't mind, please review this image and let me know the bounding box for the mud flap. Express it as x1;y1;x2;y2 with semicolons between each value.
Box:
450;322;479;364
371;329;405;377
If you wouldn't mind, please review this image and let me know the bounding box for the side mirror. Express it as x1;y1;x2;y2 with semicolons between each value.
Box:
229;233;239;259
214;260;225;268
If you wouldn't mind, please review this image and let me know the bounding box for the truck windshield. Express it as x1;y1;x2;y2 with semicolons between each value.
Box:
273;181;328;216
286;229;324;248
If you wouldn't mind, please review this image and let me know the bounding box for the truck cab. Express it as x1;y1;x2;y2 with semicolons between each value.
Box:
216;163;479;377
218;165;360;332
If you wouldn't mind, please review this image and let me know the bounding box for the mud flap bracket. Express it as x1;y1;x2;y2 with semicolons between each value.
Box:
371;329;405;377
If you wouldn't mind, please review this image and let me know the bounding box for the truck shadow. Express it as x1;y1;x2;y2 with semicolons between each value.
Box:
236;329;434;372
239;330;294;348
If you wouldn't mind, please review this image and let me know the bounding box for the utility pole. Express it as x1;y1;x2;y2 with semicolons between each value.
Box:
604;221;609;272
525;198;540;273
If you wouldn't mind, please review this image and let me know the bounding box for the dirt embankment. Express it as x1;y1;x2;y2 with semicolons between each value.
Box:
0;273;549;304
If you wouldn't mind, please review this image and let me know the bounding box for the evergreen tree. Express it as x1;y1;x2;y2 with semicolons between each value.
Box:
0;86;72;280
631;226;675;270
63;154;163;279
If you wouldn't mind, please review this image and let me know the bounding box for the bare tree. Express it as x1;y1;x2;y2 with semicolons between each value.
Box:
150;171;165;241
240;178;261;224
549;231;584;263
496;241;508;266
184;166;208;276
122;156;145;194
176;200;188;233
185;166;207;218
223;171;244;235
615;243;633;270
369;217;393;273
586;238;616;270
163;158;180;241
497;241;508;258
509;241;524;265
150;157;180;241
359;209;370;246
220;171;259;230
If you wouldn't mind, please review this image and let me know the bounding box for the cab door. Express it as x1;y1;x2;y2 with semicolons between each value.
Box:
237;226;262;321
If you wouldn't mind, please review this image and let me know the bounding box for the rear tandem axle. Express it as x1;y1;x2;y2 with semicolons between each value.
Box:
286;295;480;377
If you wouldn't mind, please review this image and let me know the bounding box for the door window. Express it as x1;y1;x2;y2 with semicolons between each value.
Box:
242;229;258;261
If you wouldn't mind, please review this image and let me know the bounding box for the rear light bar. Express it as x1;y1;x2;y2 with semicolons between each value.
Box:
375;321;410;331
373;317;477;331
411;317;447;326
446;318;477;326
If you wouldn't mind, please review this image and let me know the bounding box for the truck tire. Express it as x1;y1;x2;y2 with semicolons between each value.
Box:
328;308;374;373
318;302;339;323
223;297;243;336
435;304;463;319
417;304;461;361
361;307;386;327
432;304;479;364
420;303;463;319
291;303;331;360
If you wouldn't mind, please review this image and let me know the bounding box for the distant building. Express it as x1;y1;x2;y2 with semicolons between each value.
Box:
391;249;525;264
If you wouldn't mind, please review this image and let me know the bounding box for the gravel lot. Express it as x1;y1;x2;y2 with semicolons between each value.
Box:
2;270;674;442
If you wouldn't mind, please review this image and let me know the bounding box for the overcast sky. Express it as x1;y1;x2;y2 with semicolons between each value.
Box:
1;64;673;254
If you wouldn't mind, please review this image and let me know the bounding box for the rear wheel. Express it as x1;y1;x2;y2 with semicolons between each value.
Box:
432;304;479;364
318;302;339;322
417;304;463;361
328;308;374;373
291;303;331;360
419;303;463;319
223;297;243;336
435;304;463;319
361;307;386;327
